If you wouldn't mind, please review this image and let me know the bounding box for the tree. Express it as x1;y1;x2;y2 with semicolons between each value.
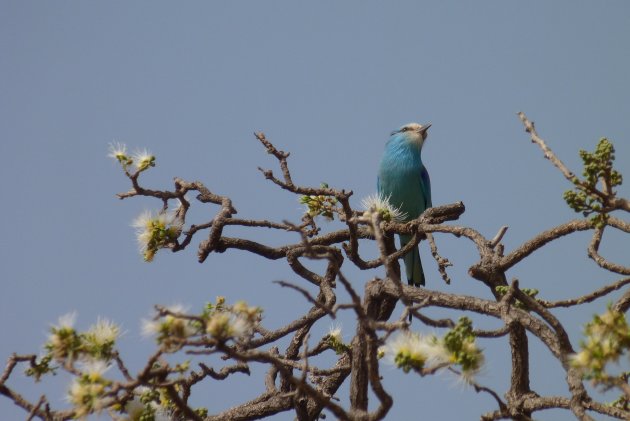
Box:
1;113;629;420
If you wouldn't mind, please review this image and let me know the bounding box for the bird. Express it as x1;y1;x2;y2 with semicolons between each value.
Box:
377;122;432;287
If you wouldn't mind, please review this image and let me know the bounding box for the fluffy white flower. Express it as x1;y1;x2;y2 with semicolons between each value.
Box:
131;210;152;230
458;365;484;385
79;359;111;381
447;340;485;385
569;350;591;369
132;211;183;240
124;396;144;420
361;193;407;222
141;304;193;339
87;318;120;346
141;318;160;338
122;387;175;421
132;148;155;170
67;380;106;416
108;141;128;161
328;323;343;342
132;210;155;251
46;312;80;361
423;338;450;365
382;332;444;372
132;210;183;261
206;312;253;341
382;332;424;363
227;317;247;339
54;311;77;330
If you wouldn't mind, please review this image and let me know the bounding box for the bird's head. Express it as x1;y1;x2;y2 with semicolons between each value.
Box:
390;122;431;148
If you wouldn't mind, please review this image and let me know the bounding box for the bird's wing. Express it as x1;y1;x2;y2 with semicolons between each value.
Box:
420;166;432;208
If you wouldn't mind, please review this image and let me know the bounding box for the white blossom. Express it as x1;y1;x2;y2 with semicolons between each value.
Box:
86;318;120;346
132;148;155;170
141;304;193;339
78;359;111;381
361;193;407;222
108;142;128;161
382;332;444;372
141;318;160;338
53;311;77;330
328;323;343;342
131;210;183;261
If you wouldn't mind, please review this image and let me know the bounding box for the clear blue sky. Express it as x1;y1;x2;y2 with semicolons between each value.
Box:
1;2;629;420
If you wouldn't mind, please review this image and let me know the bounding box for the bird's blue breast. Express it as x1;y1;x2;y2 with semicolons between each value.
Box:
377;136;430;221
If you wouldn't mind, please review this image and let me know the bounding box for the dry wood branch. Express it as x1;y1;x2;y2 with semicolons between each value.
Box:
426;233;452;284
500;219;592;270
448;367;507;412
518;112;579;184
541;276;630;308
197;362;250;381
490;226;509;248
588;227;630;275
1;355;75;420
7;125;630;421
218;344;352;420
274;280;336;318
25;395;47;421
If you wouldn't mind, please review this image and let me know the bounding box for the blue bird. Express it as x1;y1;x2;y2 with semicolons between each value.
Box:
377;122;432;287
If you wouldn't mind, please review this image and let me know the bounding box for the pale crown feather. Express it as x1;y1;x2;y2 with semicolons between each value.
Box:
392;122;431;146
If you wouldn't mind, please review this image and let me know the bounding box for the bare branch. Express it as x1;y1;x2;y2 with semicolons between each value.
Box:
500;219;592;270
517;112;579;183
426;233;452;284
274;280;336;318
6;122;630;420
541;276;630;308
490;225;509;248
588;227;630;275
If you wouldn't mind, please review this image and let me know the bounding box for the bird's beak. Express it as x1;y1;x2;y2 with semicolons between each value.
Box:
419;123;431;133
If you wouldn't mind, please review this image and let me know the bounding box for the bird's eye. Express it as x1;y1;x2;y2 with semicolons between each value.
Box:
400;127;408;132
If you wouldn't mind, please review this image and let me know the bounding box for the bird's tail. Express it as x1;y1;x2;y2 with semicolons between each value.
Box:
400;234;425;287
